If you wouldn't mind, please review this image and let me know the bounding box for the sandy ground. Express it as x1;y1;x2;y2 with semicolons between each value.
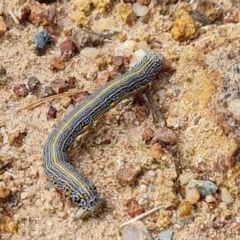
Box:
1;0;240;239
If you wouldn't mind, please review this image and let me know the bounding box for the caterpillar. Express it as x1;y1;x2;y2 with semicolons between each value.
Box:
42;51;165;218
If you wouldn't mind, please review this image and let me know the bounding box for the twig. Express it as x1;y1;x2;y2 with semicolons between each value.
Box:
119;205;162;228
18;89;84;111
7;8;19;25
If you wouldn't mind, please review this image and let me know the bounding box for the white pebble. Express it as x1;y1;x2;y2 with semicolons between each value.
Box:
80;47;100;59
205;195;215;203
132;2;149;17
220;187;233;203
139;184;147;193
21;192;28;200
93;17;121;32
227;99;240;120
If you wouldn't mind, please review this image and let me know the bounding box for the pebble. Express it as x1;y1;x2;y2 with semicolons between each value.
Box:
205;194;215;203
34;31;50;55
49;56;64;70
152;128;178;145
0;16;6;34
178;201;191;216
121;221;153;240
18;1;56;26
72;27;105;50
116;163;142;186
150;143;163;160
0;216;18;234
8;131;24;147
50;78;69;94
139;184;147;193
123;198;144;217
142;127;154;142
93;17;121;32
132;2;149;17
157;227;173;240
171;11;199;41
20;192;28;200
227;99;240;120
13;84;29;97
220;187;233;203
187;179;218;196
186;188;200;204
80;47;100;59
27;76;41;93
0;188;12;201
59;38;77;61
47;105;57;119
178;172;195;185
42;86;56;98
116;2;134;23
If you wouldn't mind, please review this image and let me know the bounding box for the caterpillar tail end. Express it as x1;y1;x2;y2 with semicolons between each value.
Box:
75;197;106;219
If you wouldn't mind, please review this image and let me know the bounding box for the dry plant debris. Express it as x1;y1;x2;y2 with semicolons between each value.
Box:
0;0;240;239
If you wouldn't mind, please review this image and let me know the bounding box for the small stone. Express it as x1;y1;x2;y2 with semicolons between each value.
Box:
157;227;173;240
0;188;12;201
0;154;13;170
96;56;112;71
47;105;57;119
121;221;153;240
178;172;195;185
27;76;41;93
123;198;144;217
171;13;199;42
92;0;111;14
0;67;6;78
42;86;56;98
116;2;134;24
93;17;121;32
116;163;142;186
205;195;215;203
18;0;56;26
196;161;208;174
72;27;104;50
21;192;28;200
157;210;172;229
13;84;28;97
35;31;50;56
132;2;149;17
150;143;163;160
80;47;100;59
142;127;154;142
60;38;77;61
113;55;124;67
187;179;218;196
220;187;233;203
186;188;200;204
0;216;18;234
152;128;178;145
49;56;64;70
0;16;7;34
214;154;235;173
72;0;92;15
212;218;226;229
178;201;191;216
9;131;24;147
50;79;69;94
228;99;240;120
